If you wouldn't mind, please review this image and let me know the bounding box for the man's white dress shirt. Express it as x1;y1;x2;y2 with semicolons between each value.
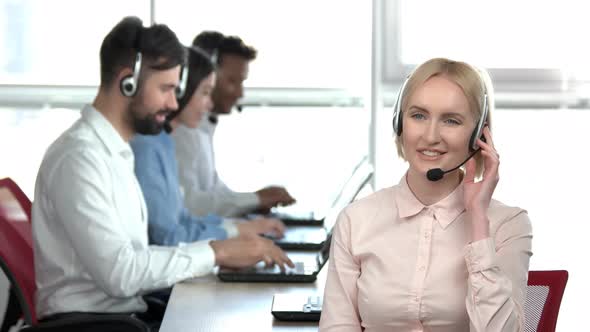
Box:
32;105;215;318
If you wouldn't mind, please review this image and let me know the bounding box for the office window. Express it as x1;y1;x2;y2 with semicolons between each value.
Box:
0;0;149;85
212;106;369;212
385;0;590;85
401;0;584;68
156;0;372;90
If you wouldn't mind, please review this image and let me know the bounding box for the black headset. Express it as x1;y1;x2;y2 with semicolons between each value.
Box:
175;45;216;100
175;64;189;99
392;73;489;152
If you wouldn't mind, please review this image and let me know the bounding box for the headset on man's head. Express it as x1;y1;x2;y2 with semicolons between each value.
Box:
119;29;188;99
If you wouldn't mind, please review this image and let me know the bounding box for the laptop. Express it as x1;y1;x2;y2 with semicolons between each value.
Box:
217;234;331;283
271;294;322;322
266;206;324;227
267;156;371;226
270;160;373;250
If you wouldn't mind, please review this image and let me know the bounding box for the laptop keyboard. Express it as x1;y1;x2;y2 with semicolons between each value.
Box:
255;261;306;274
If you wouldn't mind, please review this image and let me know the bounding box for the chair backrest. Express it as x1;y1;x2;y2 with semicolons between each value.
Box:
0;178;33;252
0;177;32;221
524;270;568;332
0;213;36;325
0;180;36;325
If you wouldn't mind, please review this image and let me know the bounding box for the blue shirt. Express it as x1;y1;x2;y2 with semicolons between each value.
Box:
131;131;229;246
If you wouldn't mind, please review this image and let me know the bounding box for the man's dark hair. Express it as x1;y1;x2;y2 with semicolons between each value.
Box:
192;31;257;65
99;16;187;88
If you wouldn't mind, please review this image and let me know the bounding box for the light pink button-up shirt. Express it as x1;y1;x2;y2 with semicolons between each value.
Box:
319;176;533;332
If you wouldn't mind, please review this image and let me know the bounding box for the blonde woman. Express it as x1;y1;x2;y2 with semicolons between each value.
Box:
320;58;532;332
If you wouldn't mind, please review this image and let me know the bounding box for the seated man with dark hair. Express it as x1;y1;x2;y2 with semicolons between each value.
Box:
32;17;292;330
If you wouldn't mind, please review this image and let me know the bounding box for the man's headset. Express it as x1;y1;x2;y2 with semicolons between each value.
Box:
119;44;189;98
392;72;489;152
120;52;143;97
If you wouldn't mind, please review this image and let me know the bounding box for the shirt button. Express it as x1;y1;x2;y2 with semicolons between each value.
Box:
419;266;425;271
414;296;420;302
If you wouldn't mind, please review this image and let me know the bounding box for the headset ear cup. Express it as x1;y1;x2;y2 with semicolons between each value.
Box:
393;76;410;137
120;75;136;97
397;113;403;136
175;65;189;99
469;92;489;151
469;130;477;152
392;100;403;136
393;96;402;136
470;120;489;151
120;52;142;97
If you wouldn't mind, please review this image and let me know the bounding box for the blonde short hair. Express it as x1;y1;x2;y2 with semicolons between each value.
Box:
394;58;494;178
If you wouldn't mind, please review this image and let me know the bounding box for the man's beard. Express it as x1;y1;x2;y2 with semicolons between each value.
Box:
128;98;170;136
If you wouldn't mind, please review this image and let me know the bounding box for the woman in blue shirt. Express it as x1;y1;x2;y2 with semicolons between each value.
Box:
132;46;286;246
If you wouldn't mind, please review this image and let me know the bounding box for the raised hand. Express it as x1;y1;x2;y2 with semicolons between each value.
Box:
463;127;499;241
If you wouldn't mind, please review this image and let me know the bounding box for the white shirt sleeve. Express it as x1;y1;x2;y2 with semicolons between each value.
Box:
221;219;240;238
173;125;260;217
47;151;216;297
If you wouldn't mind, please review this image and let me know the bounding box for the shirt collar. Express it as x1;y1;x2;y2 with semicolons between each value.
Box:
394;174;466;229
82;105;133;160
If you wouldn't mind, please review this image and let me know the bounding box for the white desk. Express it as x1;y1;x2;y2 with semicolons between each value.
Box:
160;254;326;332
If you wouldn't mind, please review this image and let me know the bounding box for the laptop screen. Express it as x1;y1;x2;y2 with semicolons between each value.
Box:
270;156;371;220
322;160;374;231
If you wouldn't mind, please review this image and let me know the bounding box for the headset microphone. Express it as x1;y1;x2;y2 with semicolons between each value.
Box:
163;120;173;134
426;148;481;181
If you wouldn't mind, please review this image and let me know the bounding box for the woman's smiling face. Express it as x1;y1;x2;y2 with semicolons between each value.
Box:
402;75;476;179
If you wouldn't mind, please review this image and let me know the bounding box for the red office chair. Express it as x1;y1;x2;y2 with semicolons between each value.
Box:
0;212;150;331
0;177;32;251
524;270;568;332
0;177;34;332
0;177;32;221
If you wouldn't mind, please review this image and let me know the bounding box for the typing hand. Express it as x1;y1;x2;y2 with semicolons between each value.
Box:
256;186;296;209
209;234;294;271
237;217;286;239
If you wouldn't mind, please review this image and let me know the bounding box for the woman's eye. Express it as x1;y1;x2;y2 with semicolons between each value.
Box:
444;118;461;125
